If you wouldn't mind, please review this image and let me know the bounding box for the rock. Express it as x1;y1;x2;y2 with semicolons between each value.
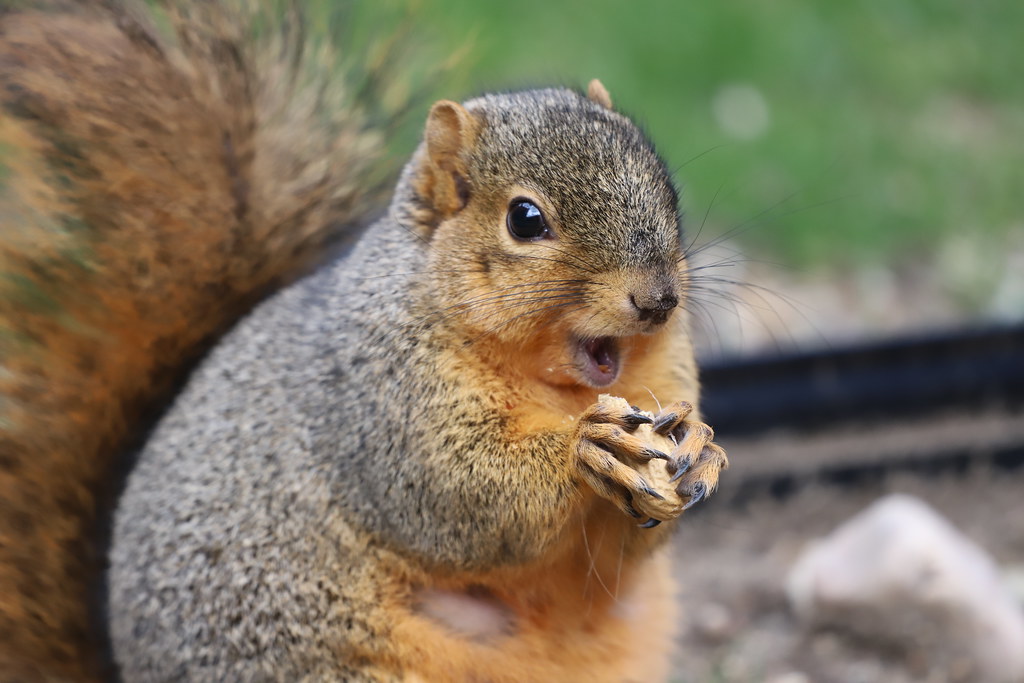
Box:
1003;565;1024;606
786;493;1024;683
691;601;735;642
763;672;811;683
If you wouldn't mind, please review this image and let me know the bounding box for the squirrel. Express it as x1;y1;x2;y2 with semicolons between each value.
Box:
2;1;728;681
109;82;731;680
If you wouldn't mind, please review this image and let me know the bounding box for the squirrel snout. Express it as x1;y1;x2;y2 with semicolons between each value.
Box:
629;288;679;325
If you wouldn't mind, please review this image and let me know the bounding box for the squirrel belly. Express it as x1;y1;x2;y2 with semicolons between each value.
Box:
109;88;728;680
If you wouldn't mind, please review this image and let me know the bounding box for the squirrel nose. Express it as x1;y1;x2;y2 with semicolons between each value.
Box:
629;289;679;324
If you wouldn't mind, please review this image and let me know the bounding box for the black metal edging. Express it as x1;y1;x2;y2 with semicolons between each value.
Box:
716;441;1024;508
699;324;1024;436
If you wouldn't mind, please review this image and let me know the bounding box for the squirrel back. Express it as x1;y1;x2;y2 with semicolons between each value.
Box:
0;1;410;679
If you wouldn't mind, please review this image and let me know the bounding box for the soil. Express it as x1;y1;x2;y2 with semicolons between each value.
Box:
666;409;1024;683
659;241;1024;681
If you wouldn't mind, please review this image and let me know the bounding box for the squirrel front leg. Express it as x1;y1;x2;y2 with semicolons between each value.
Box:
378;393;725;570
376;405;645;569
573;395;729;526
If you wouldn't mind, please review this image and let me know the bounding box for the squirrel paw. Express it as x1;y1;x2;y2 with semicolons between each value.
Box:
652;401;729;511
574;395;684;524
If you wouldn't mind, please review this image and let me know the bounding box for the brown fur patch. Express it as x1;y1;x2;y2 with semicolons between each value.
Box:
0;3;395;678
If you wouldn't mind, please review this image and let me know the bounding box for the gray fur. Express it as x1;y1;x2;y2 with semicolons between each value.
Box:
108;88;684;679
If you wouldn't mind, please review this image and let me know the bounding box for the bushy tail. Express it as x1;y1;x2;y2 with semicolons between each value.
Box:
0;1;424;678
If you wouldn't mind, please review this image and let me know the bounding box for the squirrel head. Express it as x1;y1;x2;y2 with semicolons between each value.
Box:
404;83;687;389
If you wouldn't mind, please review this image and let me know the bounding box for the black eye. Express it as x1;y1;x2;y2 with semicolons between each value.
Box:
506;198;550;240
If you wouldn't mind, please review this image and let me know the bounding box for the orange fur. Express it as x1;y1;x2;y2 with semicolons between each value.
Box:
391;539;678;682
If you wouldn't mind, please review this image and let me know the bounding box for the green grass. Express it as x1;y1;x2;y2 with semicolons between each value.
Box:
378;0;1023;275
12;1;1016;281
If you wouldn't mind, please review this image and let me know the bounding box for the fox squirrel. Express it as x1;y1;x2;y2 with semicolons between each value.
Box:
2;1;728;681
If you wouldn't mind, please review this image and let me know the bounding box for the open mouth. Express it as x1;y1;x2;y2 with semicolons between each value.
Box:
575;336;621;388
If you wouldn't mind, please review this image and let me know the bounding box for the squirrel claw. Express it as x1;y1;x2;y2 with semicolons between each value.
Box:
621;412;655;428
680;482;707;510
643;448;670;461
652;401;694;436
668;456;692;482
641;483;665;501
652;412;678;434
638;518;662;529
666;416;725;504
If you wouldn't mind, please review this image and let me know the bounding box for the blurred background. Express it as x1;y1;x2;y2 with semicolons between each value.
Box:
379;1;1024;681
389;0;1024;356
4;1;1019;681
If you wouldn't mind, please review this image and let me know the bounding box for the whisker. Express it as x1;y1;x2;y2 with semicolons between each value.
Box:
683;189;801;262
641;387;664;413
688;275;816;313
685;278;830;353
682;179;727;257
380;279;591;345
512;253;602;272
351;267;484;281
683;195;849;263
469;301;588;342
460;293;586;320
671;144;729;174
434;291;585;325
424;294;586;337
532;242;601;275
417;282;586;319
683;296;732;355
614;532;625;599
580;521;616;602
683;248;751;274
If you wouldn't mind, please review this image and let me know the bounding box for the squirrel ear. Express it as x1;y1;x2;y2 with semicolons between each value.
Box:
587;79;613;110
423;100;479;216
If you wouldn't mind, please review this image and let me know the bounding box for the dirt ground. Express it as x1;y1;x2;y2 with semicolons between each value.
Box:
659;242;1024;682
666;418;1024;683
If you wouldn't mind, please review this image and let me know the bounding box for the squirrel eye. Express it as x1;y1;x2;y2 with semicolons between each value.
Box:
506;198;550;240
